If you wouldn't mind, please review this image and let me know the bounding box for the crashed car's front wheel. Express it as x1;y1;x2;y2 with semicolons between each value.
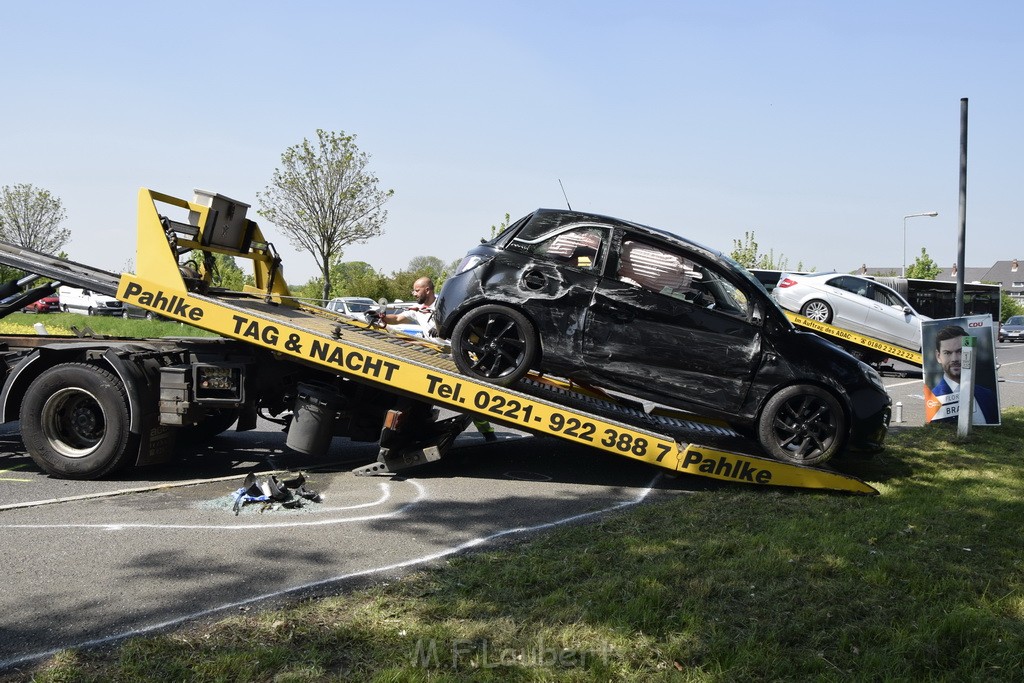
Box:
451;304;537;387
757;384;846;466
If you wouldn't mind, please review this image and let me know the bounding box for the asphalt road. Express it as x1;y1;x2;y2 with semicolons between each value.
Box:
0;420;713;673
1;341;1022;673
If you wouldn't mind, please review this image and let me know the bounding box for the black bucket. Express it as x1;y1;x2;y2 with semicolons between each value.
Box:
286;382;343;455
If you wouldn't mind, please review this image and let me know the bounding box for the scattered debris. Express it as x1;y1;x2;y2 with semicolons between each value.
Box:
231;471;322;515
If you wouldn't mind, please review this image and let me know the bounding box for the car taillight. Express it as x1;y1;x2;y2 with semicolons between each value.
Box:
777;278;798;288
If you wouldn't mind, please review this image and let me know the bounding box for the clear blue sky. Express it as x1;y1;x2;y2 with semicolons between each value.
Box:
3;1;1021;287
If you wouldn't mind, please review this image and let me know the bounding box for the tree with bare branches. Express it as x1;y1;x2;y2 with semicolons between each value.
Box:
257;130;393;302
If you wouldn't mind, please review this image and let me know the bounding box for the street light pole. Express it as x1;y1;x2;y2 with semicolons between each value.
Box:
902;211;939;277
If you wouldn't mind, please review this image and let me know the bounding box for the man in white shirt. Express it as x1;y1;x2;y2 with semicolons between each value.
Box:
377;276;498;441
379;276;438;338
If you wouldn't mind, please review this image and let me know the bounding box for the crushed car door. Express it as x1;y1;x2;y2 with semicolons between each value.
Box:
506;224;608;362
582;237;762;413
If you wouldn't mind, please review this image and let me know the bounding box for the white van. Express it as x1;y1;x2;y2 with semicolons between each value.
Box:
57;286;124;316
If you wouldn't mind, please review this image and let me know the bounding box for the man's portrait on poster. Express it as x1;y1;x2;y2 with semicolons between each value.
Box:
922;316;999;426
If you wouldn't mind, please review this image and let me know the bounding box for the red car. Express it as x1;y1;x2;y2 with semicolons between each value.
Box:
23;295;60;313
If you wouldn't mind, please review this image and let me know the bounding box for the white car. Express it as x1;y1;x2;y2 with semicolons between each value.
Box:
325;297;378;319
772;272;929;350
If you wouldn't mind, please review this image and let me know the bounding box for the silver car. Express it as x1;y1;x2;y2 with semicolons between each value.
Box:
1000;315;1024;343
325;296;378;319
772;272;929;350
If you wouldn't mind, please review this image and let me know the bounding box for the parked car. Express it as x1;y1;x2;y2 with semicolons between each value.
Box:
434;208;891;465
999;315;1024;343
771;272;930;350
22;294;60;313
325;296;378;319
57;286;124;316
121;302;166;321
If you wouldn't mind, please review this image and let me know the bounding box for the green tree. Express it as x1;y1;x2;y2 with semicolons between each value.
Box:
999;291;1023;322
328;261;382;299
489;212;511;240
189;250;246;290
406;256;445;280
0;183;70;253
905;248;941;280
729;231;789;270
257;129;394;303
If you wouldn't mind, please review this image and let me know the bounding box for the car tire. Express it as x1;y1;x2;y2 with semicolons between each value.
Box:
20;362;135;479
801;299;833;324
757;384;846;466
451;304;538;387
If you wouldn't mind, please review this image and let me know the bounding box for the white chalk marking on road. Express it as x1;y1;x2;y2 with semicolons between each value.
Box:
0;480;421;531
0;473;664;672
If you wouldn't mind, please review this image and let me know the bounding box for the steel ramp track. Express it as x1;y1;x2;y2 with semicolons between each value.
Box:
115;276;878;494
0;241;122;296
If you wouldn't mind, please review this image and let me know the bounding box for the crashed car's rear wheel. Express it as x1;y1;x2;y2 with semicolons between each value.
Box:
800;299;833;323
757;384;846;466
451;304;537;387
20;363;135;479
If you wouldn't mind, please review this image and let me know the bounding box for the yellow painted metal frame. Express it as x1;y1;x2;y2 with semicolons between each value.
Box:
784;311;923;366
134;188;292;302
117;188;878;495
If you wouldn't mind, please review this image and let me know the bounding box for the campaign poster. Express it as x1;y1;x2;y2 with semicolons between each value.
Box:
921;315;1000;426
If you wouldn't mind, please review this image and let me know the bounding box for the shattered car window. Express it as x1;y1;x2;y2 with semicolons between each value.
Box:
523;227;604;271
618;239;748;318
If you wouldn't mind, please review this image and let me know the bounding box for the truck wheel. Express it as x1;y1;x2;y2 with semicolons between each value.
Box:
800;299;833;323
451;304;537;386
757;384;845;466
20;363;135;479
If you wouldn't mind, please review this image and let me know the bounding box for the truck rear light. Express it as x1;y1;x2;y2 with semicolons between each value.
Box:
194;365;243;401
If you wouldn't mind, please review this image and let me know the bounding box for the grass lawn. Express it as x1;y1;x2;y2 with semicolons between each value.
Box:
0;312;216;338
15;408;1023;682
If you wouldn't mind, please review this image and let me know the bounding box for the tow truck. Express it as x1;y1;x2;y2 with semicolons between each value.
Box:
781;311;924;372
0;189;877;494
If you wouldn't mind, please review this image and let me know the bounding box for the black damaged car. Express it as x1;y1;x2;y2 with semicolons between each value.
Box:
433;209;891;466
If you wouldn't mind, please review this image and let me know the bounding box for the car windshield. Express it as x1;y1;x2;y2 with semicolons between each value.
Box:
1007;316;1024;325
347;302;374;313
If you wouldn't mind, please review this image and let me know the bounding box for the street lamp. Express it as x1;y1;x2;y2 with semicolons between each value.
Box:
903;211;939;277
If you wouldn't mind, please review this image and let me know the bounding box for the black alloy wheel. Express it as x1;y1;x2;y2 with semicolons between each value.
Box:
451;304;538;387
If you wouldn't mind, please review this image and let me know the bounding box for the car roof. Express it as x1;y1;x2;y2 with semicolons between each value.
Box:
523;208;726;261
